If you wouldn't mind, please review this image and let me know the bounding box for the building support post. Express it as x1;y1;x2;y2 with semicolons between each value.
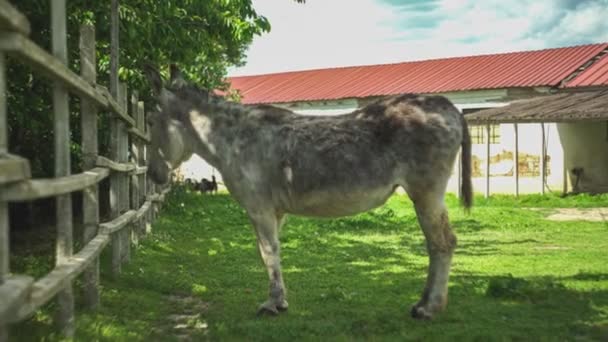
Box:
485;124;491;198
540;123;546;195
514;123;519;197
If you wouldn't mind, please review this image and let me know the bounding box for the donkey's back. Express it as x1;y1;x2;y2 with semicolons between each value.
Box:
235;94;471;217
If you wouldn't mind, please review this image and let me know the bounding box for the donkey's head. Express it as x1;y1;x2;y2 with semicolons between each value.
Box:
143;64;201;184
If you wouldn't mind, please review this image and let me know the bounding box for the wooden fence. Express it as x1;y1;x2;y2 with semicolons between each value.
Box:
0;1;169;339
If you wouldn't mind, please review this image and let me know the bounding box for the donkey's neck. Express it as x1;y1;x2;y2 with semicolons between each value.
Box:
185;100;249;171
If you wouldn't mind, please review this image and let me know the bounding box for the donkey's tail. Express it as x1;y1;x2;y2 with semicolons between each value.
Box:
460;114;473;211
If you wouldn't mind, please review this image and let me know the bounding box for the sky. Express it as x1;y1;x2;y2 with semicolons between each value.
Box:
229;0;608;76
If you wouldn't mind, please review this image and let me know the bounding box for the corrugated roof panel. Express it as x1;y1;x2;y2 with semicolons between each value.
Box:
229;43;608;104
564;52;608;87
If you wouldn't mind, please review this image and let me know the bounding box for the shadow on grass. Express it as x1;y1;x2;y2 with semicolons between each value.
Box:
453;218;499;233
9;189;608;341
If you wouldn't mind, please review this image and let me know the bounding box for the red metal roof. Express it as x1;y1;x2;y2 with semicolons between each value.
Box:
564;52;608;88
228;43;608;104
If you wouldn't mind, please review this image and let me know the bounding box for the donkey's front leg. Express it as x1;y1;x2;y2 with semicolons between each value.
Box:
248;210;288;315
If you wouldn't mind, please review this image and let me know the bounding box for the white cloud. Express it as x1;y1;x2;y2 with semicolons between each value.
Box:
229;0;608;76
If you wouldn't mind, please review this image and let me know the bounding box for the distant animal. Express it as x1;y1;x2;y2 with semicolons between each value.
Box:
144;64;472;320
197;176;218;194
183;178;196;190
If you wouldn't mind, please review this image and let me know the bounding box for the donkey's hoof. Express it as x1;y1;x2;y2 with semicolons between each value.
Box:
277;300;289;312
410;305;433;320
257;299;289;316
257;305;279;316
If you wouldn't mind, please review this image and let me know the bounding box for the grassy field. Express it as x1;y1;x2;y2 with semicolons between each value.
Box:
11;188;608;341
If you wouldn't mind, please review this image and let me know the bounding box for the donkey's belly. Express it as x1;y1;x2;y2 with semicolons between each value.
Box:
286;185;397;218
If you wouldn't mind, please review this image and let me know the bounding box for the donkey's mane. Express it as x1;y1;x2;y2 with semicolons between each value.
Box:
169;82;298;125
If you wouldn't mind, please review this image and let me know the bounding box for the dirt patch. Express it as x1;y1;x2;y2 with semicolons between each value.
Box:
153;294;211;341
531;208;608;222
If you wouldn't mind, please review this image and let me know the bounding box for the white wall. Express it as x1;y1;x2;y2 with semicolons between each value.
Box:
178;154;220;183
558;121;608;193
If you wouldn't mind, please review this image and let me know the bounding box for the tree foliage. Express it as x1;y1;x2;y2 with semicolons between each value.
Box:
8;0;271;177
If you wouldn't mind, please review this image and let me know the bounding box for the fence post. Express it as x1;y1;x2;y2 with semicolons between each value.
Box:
109;0;122;276
144;112;153;233
118;82;130;264
0;50;9;342
79;23;100;309
137;101;147;234
130;92;140;244
145;112;155;228
51;0;75;337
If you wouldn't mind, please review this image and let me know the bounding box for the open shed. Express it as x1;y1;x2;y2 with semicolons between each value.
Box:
465;90;608;195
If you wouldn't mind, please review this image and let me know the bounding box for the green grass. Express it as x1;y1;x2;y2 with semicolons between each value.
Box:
11;188;608;341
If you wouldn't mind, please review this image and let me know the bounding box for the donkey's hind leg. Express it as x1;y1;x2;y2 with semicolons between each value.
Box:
248;209;288;315
409;190;456;319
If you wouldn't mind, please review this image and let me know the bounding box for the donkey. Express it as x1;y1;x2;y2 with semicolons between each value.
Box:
144;65;472;319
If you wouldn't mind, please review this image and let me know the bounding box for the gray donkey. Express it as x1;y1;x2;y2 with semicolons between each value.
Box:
144;65;472;320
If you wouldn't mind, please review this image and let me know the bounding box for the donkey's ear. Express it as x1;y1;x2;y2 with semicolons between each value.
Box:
169;64;188;89
143;64;164;96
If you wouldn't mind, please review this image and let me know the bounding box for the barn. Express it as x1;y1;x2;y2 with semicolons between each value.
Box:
180;43;608;195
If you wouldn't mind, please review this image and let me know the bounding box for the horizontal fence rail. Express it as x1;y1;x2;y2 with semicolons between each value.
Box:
0;0;170;340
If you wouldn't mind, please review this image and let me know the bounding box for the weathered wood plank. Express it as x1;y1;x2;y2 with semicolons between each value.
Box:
0;201;6;286
148;187;171;203
81;185;100;305
137;102;145;133
0;34;137;128
51;1;74;335
130;92;141;245
118;82;131;264
0;51;6;153
0;32;109;110
0;167;109;202
98;86;135;126
128;127;150;142
148;193;162;203
0;275;34;324
0;47;7;342
79;23;100;310
0;202;7;342
118;83;129;212
134;166;147;175
135;201;152;221
145;110;154;222
96;155;135;173
139;103;149;210
99;210;137;235
109;0;122;276
0;0;31;36
14;234;110;322
0;153;31;184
